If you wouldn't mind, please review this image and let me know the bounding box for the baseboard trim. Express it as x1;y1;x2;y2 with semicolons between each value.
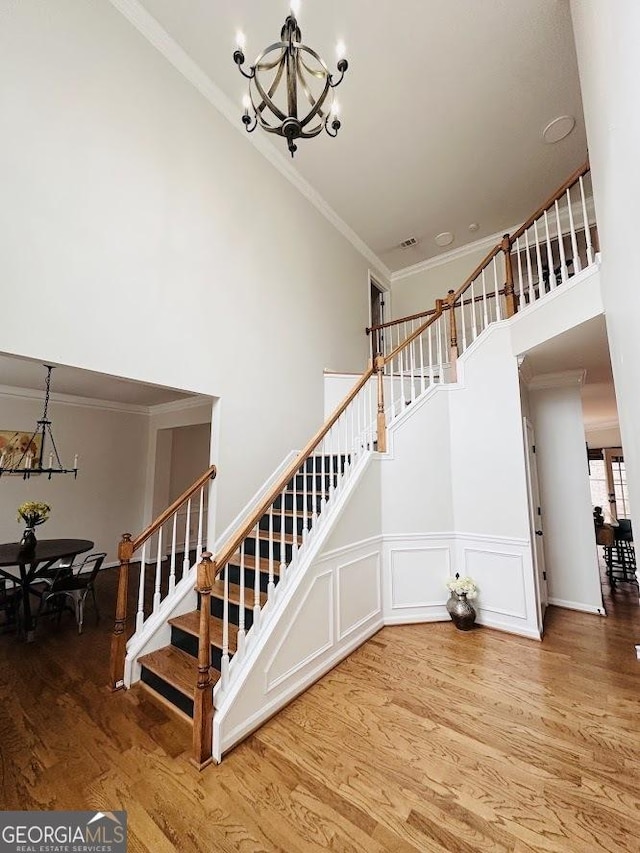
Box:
548;597;606;616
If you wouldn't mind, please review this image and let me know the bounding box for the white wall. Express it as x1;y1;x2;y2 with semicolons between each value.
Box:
570;0;640;543
391;246;491;320
529;377;604;614
0;0;379;535
0;390;148;563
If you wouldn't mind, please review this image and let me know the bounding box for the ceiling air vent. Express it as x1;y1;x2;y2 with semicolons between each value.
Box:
399;237;418;249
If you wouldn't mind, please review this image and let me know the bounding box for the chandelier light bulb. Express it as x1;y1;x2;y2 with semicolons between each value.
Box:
290;0;301;17
242;94;251;112
336;40;346;60
235;30;246;50
331;100;341;117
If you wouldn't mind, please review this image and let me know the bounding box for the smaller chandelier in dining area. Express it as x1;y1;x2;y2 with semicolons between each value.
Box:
0;365;78;480
233;4;348;157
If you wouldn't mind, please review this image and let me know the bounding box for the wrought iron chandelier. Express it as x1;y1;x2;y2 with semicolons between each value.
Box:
0;365;78;480
233;7;348;157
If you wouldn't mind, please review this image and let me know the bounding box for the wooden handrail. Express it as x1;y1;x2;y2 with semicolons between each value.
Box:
384;307;444;364
511;159;590;242
213;367;375;572
368;306;437;334
370;158;591;338
132;465;217;551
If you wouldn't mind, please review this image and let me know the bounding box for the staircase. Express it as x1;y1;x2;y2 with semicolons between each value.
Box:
109;158;598;767
136;457;347;720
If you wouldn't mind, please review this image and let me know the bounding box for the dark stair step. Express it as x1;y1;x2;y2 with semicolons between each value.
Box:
218;553;280;594
139;646;218;720
242;530;300;562
286;472;339;492
204;578;267;623
259;510;306;535
301;454;351;474
170;610;238;669
273;491;326;513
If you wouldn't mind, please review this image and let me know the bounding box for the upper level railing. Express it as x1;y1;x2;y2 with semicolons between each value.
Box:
368;159;595;362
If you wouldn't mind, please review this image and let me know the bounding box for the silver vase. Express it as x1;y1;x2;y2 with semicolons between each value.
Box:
449;592;476;631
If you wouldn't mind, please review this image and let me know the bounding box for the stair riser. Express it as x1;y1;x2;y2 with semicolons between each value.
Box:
286;473;339;492
273;492;325;513
220;564;277;594
241;537;295;562
170;625;231;671
259;513;305;535
208;594;255;629
140;667;194;718
301;454;350;474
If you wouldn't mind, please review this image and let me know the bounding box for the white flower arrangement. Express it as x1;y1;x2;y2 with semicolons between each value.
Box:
446;574;478;599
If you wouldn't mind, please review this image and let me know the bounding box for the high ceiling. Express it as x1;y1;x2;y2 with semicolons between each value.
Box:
131;0;587;273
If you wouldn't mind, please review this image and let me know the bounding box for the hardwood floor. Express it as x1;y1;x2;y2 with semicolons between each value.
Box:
1;566;639;852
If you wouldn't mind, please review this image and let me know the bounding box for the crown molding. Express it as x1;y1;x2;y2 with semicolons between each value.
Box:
0;384;150;415
148;395;212;416
527;369;586;391
584;418;620;432
107;0;391;281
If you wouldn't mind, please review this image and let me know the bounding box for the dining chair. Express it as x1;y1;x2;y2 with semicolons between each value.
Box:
39;552;107;634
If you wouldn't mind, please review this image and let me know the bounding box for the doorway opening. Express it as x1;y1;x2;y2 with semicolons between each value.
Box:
369;277;388;360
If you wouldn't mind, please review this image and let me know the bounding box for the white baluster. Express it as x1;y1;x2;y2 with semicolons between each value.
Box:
515;238;525;306
437;315;444;384
311;452;318;525
481;269;489;329
419;327;426;394
524;229;534;302
579;175;594;266
153;527;162;612
253;522;261;632
301;460;308;540
409;340;416;407
544;210;555;291
390;354;397;420
221;553;230;687
428;324;434;385
399;340;406;408
533;219;544;294
197;486;204;556
493;256;501;321
555;199;568;283
470;280;478;340
290;462;298;564
460;294;467;352
268;506;275;598
567;187;581;273
136;543;146;632
183;498;191;577
237;541;246;656
279;488;287;584
169;513;177;594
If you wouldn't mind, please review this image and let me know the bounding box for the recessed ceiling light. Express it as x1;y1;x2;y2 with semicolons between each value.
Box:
468;223;479;233
435;231;454;247
542;115;576;144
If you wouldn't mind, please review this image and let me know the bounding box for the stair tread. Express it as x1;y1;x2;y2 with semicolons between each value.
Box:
170;610;238;651
225;552;284;573
210;578;268;607
138;646;220;697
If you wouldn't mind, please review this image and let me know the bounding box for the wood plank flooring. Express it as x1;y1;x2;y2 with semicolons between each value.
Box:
1;566;639;852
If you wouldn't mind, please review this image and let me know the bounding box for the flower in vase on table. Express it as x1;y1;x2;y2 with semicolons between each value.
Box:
17;501;51;528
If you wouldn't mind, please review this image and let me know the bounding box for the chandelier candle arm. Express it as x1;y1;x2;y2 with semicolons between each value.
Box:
233;12;348;157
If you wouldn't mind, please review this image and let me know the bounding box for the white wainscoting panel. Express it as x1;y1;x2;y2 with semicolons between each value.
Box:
384;537;452;623
337;551;381;642
456;534;539;638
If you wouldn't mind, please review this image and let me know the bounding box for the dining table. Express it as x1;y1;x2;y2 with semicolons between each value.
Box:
0;538;94;641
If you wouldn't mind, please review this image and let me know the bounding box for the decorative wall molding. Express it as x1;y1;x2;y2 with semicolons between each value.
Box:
336;551;382;641
527;369;587;391
148;395;213;416
107;0;390;280
0;383;150;415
